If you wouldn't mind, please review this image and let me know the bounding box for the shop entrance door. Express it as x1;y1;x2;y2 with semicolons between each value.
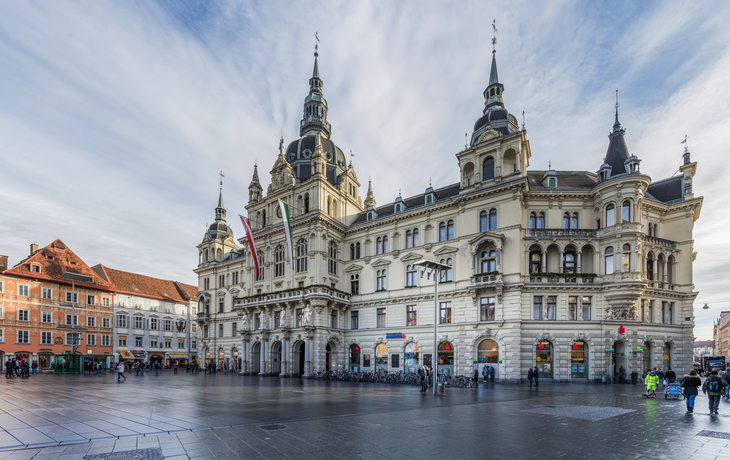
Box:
297;342;305;376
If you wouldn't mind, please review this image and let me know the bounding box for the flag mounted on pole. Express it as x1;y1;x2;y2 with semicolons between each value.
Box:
239;215;260;278
278;199;294;269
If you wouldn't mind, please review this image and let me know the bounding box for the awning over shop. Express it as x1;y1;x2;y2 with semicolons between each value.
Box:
117;350;133;359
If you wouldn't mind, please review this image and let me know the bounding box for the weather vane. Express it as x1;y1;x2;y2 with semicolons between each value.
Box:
615;89;620;115
681;134;689;153
492;19;498;51
315;31;319;55
219;170;225;190
522;110;526;131
349;150;355;166
279;131;284;155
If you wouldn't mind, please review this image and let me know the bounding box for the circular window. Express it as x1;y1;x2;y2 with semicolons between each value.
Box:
326;152;332;161
303;149;311;158
276;206;283;218
287;153;296;161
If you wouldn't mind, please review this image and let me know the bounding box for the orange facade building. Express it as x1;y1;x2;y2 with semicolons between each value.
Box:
0;240;115;370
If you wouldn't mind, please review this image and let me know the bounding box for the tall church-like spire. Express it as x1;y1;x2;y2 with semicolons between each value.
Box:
215;171;226;223
483;20;505;112
602;90;631;177
364;178;377;209
300;34;331;138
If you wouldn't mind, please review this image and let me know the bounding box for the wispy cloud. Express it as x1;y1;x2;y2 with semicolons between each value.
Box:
1;0;728;338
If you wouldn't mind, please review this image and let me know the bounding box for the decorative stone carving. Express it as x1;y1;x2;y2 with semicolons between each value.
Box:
240;312;248;331
604;306;639;321
304;305;313;326
280;308;287;328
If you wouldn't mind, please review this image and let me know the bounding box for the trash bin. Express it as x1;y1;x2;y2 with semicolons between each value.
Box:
601;374;607;384
437;383;446;395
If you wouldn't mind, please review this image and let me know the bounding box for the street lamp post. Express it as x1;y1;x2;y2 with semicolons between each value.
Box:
60;272;93;371
414;259;450;395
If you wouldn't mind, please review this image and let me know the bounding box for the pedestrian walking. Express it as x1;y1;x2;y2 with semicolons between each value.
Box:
618;366;625;384
173;363;178;374
418;366;427;392
482;366;488;383
527;367;534;387
665;368;677;383
644;371;659;397
116;362;126;381
722;369;730;400
488;366;495;382
155;363;159;376
533;367;540;387
702;370;728;415
679;369;701;412
5;359;13;378
473;368;479;387
31;360;38;375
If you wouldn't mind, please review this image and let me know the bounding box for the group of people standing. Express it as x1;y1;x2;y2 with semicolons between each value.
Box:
678;368;729;414
4;358;37;378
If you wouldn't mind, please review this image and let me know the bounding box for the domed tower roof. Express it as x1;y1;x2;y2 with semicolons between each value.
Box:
207;189;232;241
603;91;630;176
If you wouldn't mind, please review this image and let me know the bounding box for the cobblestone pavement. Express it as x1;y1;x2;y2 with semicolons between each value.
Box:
1;372;729;459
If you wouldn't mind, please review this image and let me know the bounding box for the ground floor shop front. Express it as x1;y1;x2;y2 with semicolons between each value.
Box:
197;321;691;382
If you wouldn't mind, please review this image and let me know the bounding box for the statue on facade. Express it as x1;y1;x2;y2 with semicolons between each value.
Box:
240;312;248;332
304;305;313;326
260;309;268;329
280;308;287;328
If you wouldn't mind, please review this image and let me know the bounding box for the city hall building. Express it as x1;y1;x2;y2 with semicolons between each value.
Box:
194;45;702;383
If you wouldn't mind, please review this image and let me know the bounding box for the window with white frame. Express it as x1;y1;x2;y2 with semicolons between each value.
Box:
0;328;4;343
41;331;52;345
66;292;78;303
569;296;591;320
42;311;52;323
328;241;338;275
274;245;285;277
116;315;128;328
102;297;110;307
406;265;417;287
218;324;223;337
165;319;172;332
18;309;29;321
296;239;308;273
102;317;110;328
88;334;97;346
150;339;158;348
150;318;158;330
66;314;78;326
178;339;185;349
440;258;453;282
42;287;53;300
165;338;172;348
376;308;386;328
17;330;30;344
481;297;496;321
18;285;29;296
102;335;110;346
118;336;127;347
351;310;359;329
192;340;198;350
546;296;557;320
87;316;96;327
439;302;452;324
606;204;616;227
87;295;95;305
480;250;497;273
350;274;360;294
533;296;543;320
407;305;417;326
605;247;615;274
376;269;387;290
134;316;144;329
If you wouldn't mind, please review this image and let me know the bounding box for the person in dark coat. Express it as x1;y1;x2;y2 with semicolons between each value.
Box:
20;360;30;378
680;369;702;412
473;368;479;387
702;370;728;415
5;359;13;378
533;367;540;386
527;368;534;387
665;368;677;383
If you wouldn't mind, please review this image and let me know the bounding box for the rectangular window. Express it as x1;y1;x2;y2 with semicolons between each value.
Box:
0;328;3;343
296;309;303;327
118;336;127;347
232;271;239;284
440;302;452;324
18;310;29;321
534;296;543;320
204;278;210;290
232;322;237;336
662;301;667;324
219;275;225;288
546;296;557;320
192;323;197;333
407;305;417;326
66;314;78;326
178;340;185;349
648;300;653;323
569;296;578;320
87;316;96;327
150;318;158;330
102;335;110;346
88;334;97;346
203;326;208;338
42;311;52;323
581;296;591;321
41;331;52;345
255;314;261;330
406;266;417;287
87;295;95;305
17;330;29;344
481;297;496;321
350;274;359;294
66;332;79;346
218;324;223;337
331;310;337;328
668;302;674;325
102;297;110;307
641;299;645;323
42;287;53;300
351;311;359;329
134;336;142;347
376;270;387;290
377;308;386;328
0;281;3;293
165;320;172;332
134;316;143;329
165;338;172;348
18;285;29;297
103;317;110;328
0;307;3;318
116;315;128;328
191;340;197;350
65;292;78;303
151;339;158;348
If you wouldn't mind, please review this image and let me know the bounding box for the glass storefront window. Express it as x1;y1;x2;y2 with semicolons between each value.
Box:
405;343;420;374
437;342;454;379
662;342;671;372
535;341;553;378
570;341;588;378
477;340;499;363
349;344;360;372
375;344;388;373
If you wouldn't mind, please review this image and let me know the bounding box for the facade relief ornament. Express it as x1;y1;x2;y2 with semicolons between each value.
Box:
604;306;639;321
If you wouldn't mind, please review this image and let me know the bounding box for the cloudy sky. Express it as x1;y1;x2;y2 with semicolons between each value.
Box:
1;1;729;339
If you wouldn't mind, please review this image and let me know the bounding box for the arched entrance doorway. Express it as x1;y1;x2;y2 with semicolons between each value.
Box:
570;341;588;379
297;342;305;376
477;339;498;379
218;348;225;369
437;342;454;379
231;348;238;372
612;341;628;381
404;343;420;374
149;354;163;366
536;341;553;379
662;343;671;372
375;344;388;373
642;341;652;373
38;353;54;369
349;344;360;372
250;343;260;374
270;342;281;375
326;342;337;371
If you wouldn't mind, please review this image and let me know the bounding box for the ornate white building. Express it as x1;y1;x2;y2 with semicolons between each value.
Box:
194;44;702;382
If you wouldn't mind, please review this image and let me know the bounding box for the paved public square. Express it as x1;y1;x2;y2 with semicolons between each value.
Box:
1;372;729;460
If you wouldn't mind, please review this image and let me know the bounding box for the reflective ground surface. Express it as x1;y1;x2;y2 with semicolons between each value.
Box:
1;371;729;459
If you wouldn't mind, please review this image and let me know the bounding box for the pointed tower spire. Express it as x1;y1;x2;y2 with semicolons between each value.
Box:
300;33;331;138
248;163;263;203
602;90;630;177
364;178;377;209
483;20;504;112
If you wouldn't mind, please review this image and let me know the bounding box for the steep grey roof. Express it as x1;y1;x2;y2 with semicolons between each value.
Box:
528;171;598;190
604;131;630;176
647;176;683;203
350;183;461;226
489;51;499;86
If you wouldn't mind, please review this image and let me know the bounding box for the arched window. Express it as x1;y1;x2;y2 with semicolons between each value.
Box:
376;270;387;291
563;213;570;229
606;204;615;227
405;343;420;373
489;209;497;230
529;212;537;229
262;210;267;227
412;228;419;247
328;241;338;275
375;344;388;372
382;235;389;253
426;195;432;204
447;220;454;240
350;243;356;260
480;211;488;232
481;250;497;273
355;242;361;259
204;249;209;263
376;237;383;255
256;253;265;281
440;258;453;281
439;222;446;241
605;246;614;274
478;339;499;364
622;243;631;271
572;212;578;229
563;251;576;273
646;254;654;280
530;251;542;273
483;157;495;181
296;239;308;273
395;204;401;213
405;230;413;249
274;245;285;277
538;212;545;229
622;201;631;223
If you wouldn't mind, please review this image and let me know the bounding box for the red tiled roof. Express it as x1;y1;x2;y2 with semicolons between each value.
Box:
5;239;114;291
94;264;196;303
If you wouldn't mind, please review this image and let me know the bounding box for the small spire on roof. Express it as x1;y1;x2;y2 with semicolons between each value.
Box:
522;111;526;131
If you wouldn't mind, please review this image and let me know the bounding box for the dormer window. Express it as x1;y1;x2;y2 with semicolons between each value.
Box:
368;212;373;221
395;204;401;213
31;264;40;273
426;195;432;204
548;177;556;188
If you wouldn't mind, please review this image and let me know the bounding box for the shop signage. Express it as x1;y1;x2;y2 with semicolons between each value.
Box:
498;360;502;364
633;349;643;353
663;355;669;361
385;333;405;339
604;349;615;353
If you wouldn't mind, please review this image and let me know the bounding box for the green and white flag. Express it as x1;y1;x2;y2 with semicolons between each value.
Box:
278;199;294;269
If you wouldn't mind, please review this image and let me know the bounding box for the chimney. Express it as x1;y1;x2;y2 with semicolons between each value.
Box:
0;255;7;272
30;243;39;256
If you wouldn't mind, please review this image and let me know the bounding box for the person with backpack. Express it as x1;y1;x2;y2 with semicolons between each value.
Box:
722;369;730;400
680;369;702;412
702;370;728;414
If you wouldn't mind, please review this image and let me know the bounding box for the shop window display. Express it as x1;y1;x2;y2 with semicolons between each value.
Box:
405;343;420;374
437;342;454;379
349;344;360;372
375;344;388;373
570;341;588;378
535;341;553;378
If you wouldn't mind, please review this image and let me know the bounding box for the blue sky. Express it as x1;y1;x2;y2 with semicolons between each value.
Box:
1;0;729;340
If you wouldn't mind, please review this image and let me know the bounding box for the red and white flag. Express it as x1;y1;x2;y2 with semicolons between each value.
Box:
239;215;260;278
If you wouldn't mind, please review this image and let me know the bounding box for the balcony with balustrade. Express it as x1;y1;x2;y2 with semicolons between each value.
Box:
526;229;598;238
469;273;503;289
233;285;350;310
527;273;597;285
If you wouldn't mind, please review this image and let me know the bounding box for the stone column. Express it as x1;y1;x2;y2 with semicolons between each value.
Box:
559;251;564;273
652;259;658;281
496;248;502;273
663;259;668;283
541;251;547;272
281;338;288;376
576;251;582;274
259;336;268;376
240;338;248;375
303;333;313;377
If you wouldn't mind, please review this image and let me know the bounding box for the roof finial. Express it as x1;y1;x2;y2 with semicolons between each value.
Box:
681;134;689;154
219;170;225;190
464;133;468;150
279;132;284;155
522;110;526;131
314;31;319;57
399;188;402;197
349;150;355;166
429;177;432;187
548;160;552;170
492;19;498;52
615;89;620;117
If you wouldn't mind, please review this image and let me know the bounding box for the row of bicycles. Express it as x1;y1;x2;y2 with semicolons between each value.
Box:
313;369;478;388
